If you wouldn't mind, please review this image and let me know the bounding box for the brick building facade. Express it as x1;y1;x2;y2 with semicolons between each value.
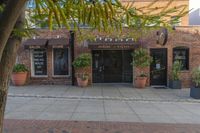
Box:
17;26;200;88
17;0;200;88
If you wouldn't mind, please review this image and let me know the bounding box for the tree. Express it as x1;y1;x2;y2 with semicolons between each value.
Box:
0;0;187;132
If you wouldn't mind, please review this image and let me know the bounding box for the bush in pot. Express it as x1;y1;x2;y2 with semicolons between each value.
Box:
132;48;152;88
169;61;182;89
190;67;200;99
11;64;28;86
72;53;92;87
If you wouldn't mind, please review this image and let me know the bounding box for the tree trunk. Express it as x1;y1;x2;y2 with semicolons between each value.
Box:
0;11;24;133
0;0;27;61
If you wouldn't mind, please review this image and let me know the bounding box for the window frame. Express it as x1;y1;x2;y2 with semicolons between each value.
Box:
30;48;48;77
52;47;71;77
173;47;189;71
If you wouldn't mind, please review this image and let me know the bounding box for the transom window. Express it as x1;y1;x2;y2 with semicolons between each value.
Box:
173;47;189;70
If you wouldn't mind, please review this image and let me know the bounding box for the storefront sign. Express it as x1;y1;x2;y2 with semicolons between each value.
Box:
33;49;47;75
156;28;168;46
29;45;42;49
89;45;135;49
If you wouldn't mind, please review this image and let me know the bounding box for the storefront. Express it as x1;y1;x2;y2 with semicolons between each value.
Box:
18;30;73;85
17;27;200;88
88;38;137;83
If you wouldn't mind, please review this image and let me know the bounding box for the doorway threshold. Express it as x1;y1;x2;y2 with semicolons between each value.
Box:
151;85;168;89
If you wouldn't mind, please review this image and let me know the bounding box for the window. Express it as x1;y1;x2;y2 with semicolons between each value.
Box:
32;49;47;76
173;47;189;70
53;48;69;76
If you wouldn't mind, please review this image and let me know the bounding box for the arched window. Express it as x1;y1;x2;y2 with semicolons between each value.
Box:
173;46;189;70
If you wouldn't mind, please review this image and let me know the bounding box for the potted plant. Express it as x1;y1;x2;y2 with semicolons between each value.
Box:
11;64;28;86
72;53;92;87
190;67;200;99
132;48;152;88
169;61;182;89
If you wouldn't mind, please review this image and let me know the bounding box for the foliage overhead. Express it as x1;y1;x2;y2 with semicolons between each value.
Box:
28;0;188;32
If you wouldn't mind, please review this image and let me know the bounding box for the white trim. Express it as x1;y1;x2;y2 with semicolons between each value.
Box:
30;49;48;77
52;47;71;77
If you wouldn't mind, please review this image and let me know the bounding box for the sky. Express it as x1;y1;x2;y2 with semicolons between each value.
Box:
190;0;200;10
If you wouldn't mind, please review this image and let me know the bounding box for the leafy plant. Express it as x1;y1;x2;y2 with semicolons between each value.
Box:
72;53;92;80
192;67;200;87
139;72;147;77
132;48;152;77
76;73;89;81
132;48;152;68
172;61;182;80
72;53;92;69
13;64;28;73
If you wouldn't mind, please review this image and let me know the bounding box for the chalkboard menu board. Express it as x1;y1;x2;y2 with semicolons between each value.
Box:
33;49;47;75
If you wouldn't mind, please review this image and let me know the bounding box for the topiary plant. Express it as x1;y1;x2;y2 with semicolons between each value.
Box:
132;48;152;68
72;53;92;69
192;67;200;87
172;61;182;81
13;64;28;73
132;48;152;77
72;53;92;80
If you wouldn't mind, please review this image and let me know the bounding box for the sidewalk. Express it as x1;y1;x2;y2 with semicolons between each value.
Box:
5;84;200;124
8;84;194;102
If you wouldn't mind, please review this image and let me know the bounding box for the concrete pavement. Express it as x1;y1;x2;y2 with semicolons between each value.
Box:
4;84;200;124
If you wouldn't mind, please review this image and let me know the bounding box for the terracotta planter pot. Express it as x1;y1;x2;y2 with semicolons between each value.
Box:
77;77;88;87
11;72;27;86
135;77;147;88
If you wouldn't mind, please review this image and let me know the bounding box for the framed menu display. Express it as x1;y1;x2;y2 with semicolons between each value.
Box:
32;49;47;76
53;48;69;76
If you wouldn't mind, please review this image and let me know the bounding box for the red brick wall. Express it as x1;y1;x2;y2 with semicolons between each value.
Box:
17;26;200;87
141;26;200;88
18;29;72;85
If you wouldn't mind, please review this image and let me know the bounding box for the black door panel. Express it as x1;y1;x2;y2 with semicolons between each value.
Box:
150;48;167;86
92;50;132;83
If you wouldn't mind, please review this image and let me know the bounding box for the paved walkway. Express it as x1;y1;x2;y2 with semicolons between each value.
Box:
3;119;200;133
4;84;200;124
8;84;194;102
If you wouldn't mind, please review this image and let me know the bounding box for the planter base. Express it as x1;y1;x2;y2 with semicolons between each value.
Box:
135;77;147;88
169;80;182;89
190;87;200;99
77;78;88;87
11;72;27;86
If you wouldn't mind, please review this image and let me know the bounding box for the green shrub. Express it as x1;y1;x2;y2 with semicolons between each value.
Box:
172;61;182;80
72;53;92;69
132;48;152;77
13;64;28;73
132;48;152;68
192;67;200;87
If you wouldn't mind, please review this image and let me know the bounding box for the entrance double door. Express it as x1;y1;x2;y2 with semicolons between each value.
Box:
92;50;133;83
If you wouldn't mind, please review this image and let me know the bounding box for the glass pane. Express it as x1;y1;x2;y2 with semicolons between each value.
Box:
53;48;69;75
33;49;47;75
173;48;189;70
